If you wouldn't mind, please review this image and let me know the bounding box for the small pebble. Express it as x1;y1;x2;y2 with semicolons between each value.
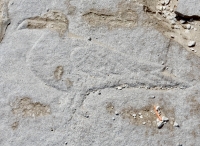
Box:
139;115;143;119
145;86;150;89
156;106;160;111
186;24;191;29
157;121;164;128
85;115;89;118
116;86;122;90
115;111;119;115
98;91;101;95
122;84;128;88
174;25;180;29
149;95;155;99
171;35;174;38
162;116;169;122
173;121;179;127
143;122;146;125
188;41;196;47
163;6;166;10
138;113;142;116
176;143;182;146
132;114;137;118
112;117;115;120
180;19;186;24
190;48;194;51
88;37;92;41
156;6;163;11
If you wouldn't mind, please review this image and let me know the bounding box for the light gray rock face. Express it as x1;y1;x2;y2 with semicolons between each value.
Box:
176;0;200;16
1;0;200;146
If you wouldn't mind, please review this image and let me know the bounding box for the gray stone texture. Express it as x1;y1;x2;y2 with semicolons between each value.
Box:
0;0;200;145
176;0;200;16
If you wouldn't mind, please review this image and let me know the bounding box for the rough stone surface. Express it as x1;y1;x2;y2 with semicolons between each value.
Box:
188;41;196;47
0;0;10;42
157;121;164;129
176;0;200;17
1;0;200;145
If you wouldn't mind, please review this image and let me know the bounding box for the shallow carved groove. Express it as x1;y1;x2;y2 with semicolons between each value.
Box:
82;9;138;29
18;10;68;35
